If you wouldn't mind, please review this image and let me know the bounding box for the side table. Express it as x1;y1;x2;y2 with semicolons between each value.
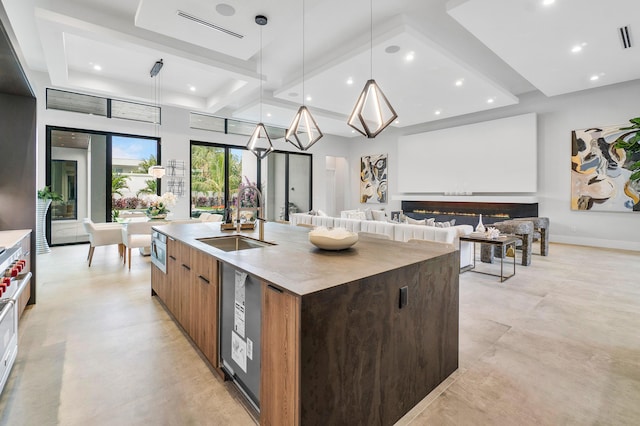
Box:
460;234;520;282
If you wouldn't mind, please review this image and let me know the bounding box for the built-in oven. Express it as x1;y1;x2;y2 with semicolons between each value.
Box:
150;231;167;273
0;299;17;395
0;240;31;396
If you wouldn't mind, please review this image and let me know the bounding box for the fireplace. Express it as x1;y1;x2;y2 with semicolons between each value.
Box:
401;201;539;227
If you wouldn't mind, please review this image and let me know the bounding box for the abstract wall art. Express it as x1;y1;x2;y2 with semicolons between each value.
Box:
571;117;640;212
360;154;388;204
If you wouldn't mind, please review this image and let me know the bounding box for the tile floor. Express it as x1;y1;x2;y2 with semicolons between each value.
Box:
0;242;639;425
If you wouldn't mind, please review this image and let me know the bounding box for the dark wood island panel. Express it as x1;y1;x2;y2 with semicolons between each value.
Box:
299;252;459;425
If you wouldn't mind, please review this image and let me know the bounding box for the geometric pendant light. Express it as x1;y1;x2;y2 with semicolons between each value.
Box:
247;123;274;160
286;0;323;151
347;79;397;138
247;15;274;159
347;0;397;138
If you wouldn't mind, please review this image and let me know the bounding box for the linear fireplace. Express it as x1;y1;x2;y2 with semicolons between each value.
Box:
401;201;539;227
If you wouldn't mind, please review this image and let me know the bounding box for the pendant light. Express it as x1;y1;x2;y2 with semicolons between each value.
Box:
285;0;323;151
247;15;274;160
150;59;165;177
347;0;397;138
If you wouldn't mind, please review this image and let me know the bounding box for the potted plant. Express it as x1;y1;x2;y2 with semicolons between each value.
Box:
37;186;63;201
36;186;63;254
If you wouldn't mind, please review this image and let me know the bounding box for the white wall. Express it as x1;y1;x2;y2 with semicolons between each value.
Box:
33;72;352;223
346;79;640;251
35;70;638;250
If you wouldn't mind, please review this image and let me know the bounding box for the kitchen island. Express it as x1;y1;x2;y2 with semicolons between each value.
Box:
151;222;459;426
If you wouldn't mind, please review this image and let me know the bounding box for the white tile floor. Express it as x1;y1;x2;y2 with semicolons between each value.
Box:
1;242;639;425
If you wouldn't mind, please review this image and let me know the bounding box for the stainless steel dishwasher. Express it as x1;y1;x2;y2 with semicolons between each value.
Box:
220;263;262;410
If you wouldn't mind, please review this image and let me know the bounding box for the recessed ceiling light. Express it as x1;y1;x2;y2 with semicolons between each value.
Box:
590;75;600;81
487;98;495;104
394;120;399;124
306;95;312;101
571;42;587;53
189;85;196;92
93;64;102;71
405;51;415;62
215;3;236;16
347;77;353;85
351;130;356;133
455;79;464;87
435;110;442;115
542;0;555;5
266;113;272;117
385;45;400;54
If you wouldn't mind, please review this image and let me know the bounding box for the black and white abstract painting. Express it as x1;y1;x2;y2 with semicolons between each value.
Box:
361;154;388;204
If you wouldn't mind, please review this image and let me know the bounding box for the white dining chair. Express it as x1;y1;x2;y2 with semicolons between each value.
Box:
82;219;124;267
121;221;154;270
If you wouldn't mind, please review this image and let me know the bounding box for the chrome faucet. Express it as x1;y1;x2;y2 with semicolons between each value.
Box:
236;184;266;241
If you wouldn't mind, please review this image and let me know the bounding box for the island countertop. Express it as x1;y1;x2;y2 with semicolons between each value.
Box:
153;221;456;297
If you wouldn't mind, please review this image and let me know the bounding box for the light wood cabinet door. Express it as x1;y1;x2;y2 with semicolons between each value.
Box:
175;240;193;334
151;262;167;302
261;283;300;426
166;237;181;318
191;249;218;367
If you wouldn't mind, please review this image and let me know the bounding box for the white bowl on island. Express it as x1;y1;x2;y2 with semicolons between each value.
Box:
308;227;358;251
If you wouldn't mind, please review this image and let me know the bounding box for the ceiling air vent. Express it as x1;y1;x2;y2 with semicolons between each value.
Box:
177;10;244;39
619;25;632;49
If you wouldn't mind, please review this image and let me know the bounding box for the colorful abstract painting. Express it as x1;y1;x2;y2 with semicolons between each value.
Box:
571;117;640;212
361;154;388;204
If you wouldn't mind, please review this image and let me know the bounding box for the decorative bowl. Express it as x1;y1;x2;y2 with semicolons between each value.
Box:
146;213;167;220
309;228;358;251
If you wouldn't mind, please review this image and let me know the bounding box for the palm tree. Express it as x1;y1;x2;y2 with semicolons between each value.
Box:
137;154;157;174
112;173;130;197
137;179;157;197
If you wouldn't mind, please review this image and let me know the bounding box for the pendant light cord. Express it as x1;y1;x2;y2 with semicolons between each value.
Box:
260;25;263;122
302;0;305;107
370;0;373;78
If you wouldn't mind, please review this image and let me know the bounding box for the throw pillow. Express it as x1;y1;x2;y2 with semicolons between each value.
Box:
364;208;373;221
405;216;426;225
425;218;436;227
317;210;329;217
371;210;387;221
347;211;367;220
434;219;456;228
340;209;358;219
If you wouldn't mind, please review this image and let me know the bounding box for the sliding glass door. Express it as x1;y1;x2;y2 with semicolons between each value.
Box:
46;126;159;245
265;151;312;222
190;142;258;218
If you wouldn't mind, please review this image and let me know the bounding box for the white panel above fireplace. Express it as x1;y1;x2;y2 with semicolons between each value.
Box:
398;113;537;194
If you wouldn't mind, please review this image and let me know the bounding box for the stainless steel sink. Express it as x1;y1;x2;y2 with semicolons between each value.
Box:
196;235;276;252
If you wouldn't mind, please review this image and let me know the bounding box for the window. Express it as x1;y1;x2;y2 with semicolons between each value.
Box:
46;89;160;124
51;160;77;220
46;89;107;116
189;112;287;139
190;143;258;218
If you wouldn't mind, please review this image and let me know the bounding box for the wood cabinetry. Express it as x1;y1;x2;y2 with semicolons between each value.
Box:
190;248;218;366
261;284;300;426
152;235;219;368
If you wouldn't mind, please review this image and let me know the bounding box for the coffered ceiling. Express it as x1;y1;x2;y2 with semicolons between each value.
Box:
1;0;638;137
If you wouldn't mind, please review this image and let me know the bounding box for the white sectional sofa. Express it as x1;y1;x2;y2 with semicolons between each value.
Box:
290;212;473;268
